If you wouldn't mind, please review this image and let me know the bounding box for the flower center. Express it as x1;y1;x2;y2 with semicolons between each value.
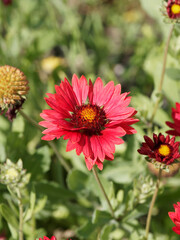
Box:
158;144;171;157
80;107;96;123
71;104;108;135
171;4;180;14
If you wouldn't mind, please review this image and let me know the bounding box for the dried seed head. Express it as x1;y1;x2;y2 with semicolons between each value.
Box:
0;65;29;120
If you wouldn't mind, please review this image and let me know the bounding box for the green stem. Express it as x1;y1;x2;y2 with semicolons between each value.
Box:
19;110;71;172
16;189;23;240
149;24;174;124
92;166;115;218
145;169;162;240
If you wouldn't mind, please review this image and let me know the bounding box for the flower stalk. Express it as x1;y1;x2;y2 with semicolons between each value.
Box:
16;189;23;240
150;24;174;124
19;110;71;172
92;166;115;218
145;169;162;240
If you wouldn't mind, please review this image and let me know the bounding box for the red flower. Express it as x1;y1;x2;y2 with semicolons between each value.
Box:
39;75;138;170
169;202;180;235
39;236;56;240
137;133;180;165
166;102;180;136
166;0;180;19
1;0;12;5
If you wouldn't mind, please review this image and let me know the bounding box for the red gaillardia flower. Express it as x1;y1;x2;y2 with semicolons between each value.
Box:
168;202;180;235
39;75;138;170
166;0;180;19
166;102;180;136
0;65;29;120
138;133;180;168
39;236;56;240
1;0;12;5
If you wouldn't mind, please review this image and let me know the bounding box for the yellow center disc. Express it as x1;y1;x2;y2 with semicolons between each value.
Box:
81;107;96;123
171;4;180;14
158;144;171;157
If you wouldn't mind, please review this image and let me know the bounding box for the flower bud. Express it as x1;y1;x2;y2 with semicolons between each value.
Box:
0;159;30;189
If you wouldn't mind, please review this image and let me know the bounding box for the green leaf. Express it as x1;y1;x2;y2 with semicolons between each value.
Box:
34;196;47;214
67;169;88;192
139;0;162;20
24;146;51;179
76;221;96;239
166;68;180;80
35;180;75;202
144;46;180;103
92;209;112;226
7;223;18;240
87;173;115;210
24;187;36;222
123;205;148;222
0;143;6;163
100;223;116;240
0;203;18;229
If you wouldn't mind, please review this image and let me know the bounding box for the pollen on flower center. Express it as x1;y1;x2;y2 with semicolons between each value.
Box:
80;107;96;123
71;104;108;135
171;4;180;14
158;144;171;156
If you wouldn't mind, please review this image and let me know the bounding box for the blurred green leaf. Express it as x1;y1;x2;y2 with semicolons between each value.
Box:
34;196;47;214
166;68;180;80
35;180;75;202
67;169;89;192
0;203;18;229
24;187;36;222
92;209;112;226
100;223;116;240
24;146;51;180
123;205;148;222
77;221;96;239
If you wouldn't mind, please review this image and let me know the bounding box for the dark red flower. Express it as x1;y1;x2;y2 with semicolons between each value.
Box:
39;236;56;240
39;74;138;170
169;202;180;235
1;0;12;5
166;102;180;136
138;133;180;165
166;0;180;19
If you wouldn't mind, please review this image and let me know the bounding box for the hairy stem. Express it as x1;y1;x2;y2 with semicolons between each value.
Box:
16;189;23;240
19;109;71;172
150;25;174;124
92;166;115;218
145;169;162;239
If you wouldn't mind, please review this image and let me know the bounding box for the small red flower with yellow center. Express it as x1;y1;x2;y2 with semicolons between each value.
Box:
39;74;138;170
0;65;29;120
138;133;180;170
166;102;180;136
39;236;56;240
1;0;12;5
166;0;180;19
169;202;180;235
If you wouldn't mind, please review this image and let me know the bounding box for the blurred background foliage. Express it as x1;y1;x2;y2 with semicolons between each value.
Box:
0;0;180;239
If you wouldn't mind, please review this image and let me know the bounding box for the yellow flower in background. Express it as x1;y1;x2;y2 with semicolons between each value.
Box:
41;56;66;74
